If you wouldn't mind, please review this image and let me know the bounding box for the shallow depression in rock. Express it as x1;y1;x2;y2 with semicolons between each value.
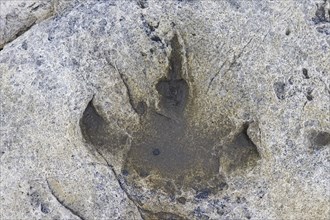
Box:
80;34;261;197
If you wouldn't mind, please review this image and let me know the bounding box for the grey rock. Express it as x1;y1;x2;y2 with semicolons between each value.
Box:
0;0;81;49
1;0;329;219
0;0;54;49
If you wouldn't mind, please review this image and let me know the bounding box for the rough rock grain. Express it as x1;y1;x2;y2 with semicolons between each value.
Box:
1;0;329;219
0;0;81;49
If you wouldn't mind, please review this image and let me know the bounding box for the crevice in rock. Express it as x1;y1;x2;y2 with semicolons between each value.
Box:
0;21;36;49
207;59;228;93
117;69;140;115
140;14;164;48
1;2;58;50
104;57;141;115
80;102;144;217
90;145;145;220
140;14;159;36
46;179;86;220
318;77;330;94
207;38;252;93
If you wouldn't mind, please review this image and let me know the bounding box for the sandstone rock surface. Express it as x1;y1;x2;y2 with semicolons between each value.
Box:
0;0;81;49
1;0;329;219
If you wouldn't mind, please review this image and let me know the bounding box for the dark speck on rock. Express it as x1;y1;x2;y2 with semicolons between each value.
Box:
151;35;162;43
285;28;291;36
218;182;228;190
223;196;230;202
310;130;330;151
22;41;28;50
41;203;50;214
193;206;209;219
195;188;211;200
306;89;313;101
302;68;310;79
139;169;149;178
29;191;41;207
177;196;186;204
122;169;129;176
274;81;286;100
236;196;246;204
36;59;43;66
306;93;313;101
152;148;160;156
99;19;107;27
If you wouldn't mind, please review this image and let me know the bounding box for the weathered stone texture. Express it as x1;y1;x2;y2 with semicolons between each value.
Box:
1;0;329;219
